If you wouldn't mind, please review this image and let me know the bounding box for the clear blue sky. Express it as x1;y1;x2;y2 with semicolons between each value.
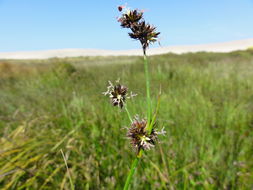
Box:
0;0;253;52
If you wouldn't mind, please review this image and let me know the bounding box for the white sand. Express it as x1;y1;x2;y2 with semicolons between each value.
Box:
0;39;253;60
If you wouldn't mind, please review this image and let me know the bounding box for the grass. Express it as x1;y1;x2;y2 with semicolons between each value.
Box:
0;50;253;189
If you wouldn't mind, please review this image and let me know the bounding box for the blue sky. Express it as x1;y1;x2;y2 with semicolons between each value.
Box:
0;0;253;52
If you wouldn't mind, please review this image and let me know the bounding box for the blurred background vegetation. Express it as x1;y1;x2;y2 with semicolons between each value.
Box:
0;50;253;189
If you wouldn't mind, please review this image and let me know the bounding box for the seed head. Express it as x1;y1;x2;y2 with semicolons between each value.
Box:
127;116;158;152
103;80;136;109
117;8;160;52
118;9;143;28
110;84;127;108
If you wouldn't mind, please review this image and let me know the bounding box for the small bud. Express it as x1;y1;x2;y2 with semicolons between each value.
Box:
118;6;123;12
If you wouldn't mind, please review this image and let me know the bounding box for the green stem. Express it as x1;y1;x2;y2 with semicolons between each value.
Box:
123;155;140;190
143;50;152;128
123;49;152;190
124;105;132;123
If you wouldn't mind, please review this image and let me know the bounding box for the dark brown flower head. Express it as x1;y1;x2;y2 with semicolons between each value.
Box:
103;80;137;109
129;21;160;50
118;10;143;28
110;84;127;108
127;116;158;151
117;8;160;52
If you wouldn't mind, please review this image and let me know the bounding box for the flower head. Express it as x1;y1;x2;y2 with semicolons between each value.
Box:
103;80;136;109
110;84;128;108
129;21;160;50
117;8;160;52
118;9;143;28
127;116;158;151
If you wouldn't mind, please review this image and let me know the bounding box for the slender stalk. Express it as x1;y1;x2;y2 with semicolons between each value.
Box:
123;156;140;190
124;105;133;123
123;49;152;190
143;50;152;127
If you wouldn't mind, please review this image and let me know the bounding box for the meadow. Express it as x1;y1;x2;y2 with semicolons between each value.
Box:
0;50;253;189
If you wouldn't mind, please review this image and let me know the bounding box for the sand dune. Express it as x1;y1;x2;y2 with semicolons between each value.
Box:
0;39;253;60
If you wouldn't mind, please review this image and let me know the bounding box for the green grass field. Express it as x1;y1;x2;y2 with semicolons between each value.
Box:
0;50;253;189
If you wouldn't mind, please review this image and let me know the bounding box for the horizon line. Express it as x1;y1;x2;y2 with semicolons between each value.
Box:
0;38;253;60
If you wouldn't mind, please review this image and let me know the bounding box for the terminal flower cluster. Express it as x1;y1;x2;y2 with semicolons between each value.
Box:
117;6;160;52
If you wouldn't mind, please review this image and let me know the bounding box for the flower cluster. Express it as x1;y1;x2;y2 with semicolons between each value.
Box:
127;116;158;151
117;7;160;52
103;80;136;109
